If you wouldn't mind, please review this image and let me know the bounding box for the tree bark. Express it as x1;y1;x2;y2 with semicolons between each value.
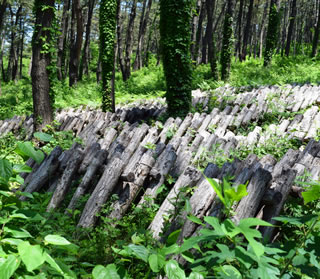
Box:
133;0;153;71
236;0;244;60
122;0;137;81
69;0;83;87
57;0;71;81
311;0;320;57
285;0;296;56
241;0;254;61
79;0;95;80
31;0;55;130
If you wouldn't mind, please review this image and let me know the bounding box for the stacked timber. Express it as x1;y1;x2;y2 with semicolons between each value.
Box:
2;84;320;243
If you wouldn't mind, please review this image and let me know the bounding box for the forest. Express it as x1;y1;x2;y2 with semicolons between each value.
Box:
0;0;320;278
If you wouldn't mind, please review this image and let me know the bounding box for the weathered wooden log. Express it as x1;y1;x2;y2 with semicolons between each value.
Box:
272;149;300;178
139;145;177;205
109;144;165;220
79;143;101;174
66;149;108;214
20;146;63;198
261;167;297;241
58;142;82;173
149;166;202;239
77;157;125;228
233;168;272;224
47;147;84;211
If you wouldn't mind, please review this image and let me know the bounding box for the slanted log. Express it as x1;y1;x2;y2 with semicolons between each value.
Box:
66;149;108;213
79;143;101;174
108;144;165;220
149;166;202;239
20;146;63;198
139;145;177;205
233;168;272;224
261;167;297;241
47;147;84;211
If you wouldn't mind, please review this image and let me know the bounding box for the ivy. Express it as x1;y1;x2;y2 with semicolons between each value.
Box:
264;2;281;66
220;0;234;81
100;0;117;112
160;0;194;117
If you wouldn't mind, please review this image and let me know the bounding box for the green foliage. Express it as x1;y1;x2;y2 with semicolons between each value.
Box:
220;0;234;80
100;0;117;112
264;2;281;66
160;0;193;117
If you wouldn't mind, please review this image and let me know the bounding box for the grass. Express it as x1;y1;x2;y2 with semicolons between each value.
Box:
1;54;320;120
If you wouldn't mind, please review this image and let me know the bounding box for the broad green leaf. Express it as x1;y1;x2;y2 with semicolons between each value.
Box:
162;243;180;255
179;236;203;253
0;159;12;182
4;227;32;238
18;241;45;272
10;213;28;219
225;184;248;203
131;233;144;244
127;244;149;262
235;246;255;269
1;238;24;246
44;252;64;275
148;253;165;272
205;177;226;206
45;234;71;245
188;271;204;279
167;229;181;245
0;255;20;279
250;254;280;279
187;215;204;225
16;191;34;199
15;142;44;164
301;183;320;204
203;216;226;236
13;164;32;174
232;218;273;258
216;265;242;279
34;132;54;142
273;215;318;226
92;264;120;279
164;260;186;279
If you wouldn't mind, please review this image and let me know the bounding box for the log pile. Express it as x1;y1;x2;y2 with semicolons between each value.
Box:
1;84;320;242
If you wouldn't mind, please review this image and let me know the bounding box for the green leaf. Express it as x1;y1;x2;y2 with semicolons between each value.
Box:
4;227;32;238
1;238;24;246
162;243;180;255
187;215;204;225
232;218;273;258
205;177;226;206
225;183;248;202
301;182;320;204
13;164;32;174
10;213;28;219
188;271;205;279
203;216;227;236
273;215;318;226
127;244;149;262
0;159;12;183
167;229;181;245
92;264;120;279
0;255;20;279
18;241;45;272
44;252;64;275
34;132;54;142
164;260;186;279
44;234;71;245
216;265;242;279
15;142;44;164
148;253;165;272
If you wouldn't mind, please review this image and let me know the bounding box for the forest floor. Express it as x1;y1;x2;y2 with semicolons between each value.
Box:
0;55;320;121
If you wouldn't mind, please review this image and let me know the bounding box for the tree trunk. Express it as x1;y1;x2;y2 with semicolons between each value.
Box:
259;1;269;58
122;0;137;81
79;0;95;80
19;15;24;79
31;0;55;130
206;0;217;79
236;0;244;60
57;0;71;81
220;0;234;80
264;0;281;66
7;5;22;82
190;0;201;60
311;0;320;57
133;0;153;71
69;0;83;87
194;0;206;63
100;0;117;112
285;0;296;56
241;0;254;61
